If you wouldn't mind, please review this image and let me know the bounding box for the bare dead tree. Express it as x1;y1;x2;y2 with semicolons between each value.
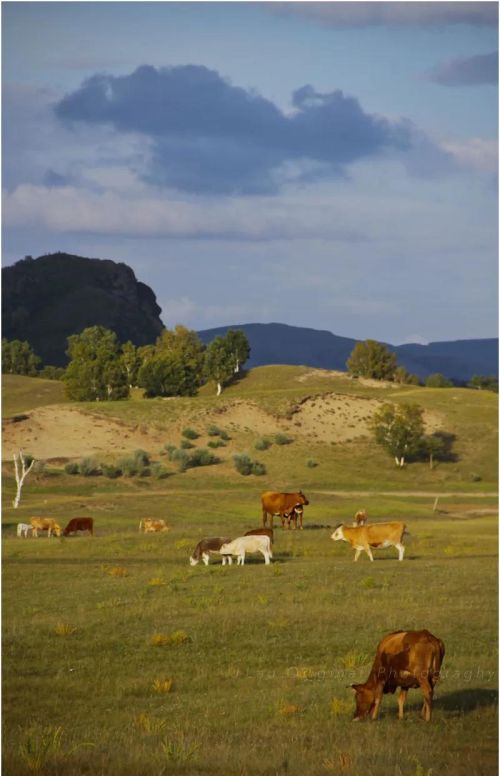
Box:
12;450;35;509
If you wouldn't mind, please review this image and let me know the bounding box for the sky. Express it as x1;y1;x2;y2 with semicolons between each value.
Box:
2;1;498;344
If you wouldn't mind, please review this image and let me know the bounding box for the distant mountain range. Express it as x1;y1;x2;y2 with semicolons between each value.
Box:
198;322;498;383
2;254;497;381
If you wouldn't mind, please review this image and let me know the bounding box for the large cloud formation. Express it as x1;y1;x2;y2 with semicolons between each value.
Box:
54;65;411;194
428;51;498;86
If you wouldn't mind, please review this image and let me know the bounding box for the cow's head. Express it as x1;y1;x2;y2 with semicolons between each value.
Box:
298;491;309;506
351;683;376;721
53;524;62;537
330;524;344;541
189;556;199;566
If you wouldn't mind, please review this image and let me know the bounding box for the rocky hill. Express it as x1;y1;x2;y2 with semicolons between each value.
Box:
2;253;164;365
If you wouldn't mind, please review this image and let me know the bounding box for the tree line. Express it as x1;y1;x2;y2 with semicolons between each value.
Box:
2;332;497;399
2;326;250;400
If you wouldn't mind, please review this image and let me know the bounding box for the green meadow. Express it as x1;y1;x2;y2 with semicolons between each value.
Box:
2;369;498;774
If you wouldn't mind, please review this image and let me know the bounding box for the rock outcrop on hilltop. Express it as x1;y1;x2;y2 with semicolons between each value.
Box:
2;252;164;365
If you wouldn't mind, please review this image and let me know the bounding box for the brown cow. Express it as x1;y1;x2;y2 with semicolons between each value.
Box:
244;527;274;544
63;517;94;536
351;629;445;722
30;517;62;538
261;491;309;530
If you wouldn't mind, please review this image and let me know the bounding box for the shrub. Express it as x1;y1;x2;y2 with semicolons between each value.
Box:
233;454;265;476
255;438;272;451
64;462;80;475
171;448;190;472
233;454;253;475
180;439;195;449
101;464;122;479
182;427;199;440
119;457;139;477
138;466;151;477
79;457;101;477
187;448;218;468
306;459;318;468
151;462;169;479
164;444;177;460
207;424;222;436
133;449;150;466
274;433;292;446
208;439;226;449
219;430;231;441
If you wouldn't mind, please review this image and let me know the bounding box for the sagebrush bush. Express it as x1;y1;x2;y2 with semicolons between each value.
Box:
208;439;226;449
233;454;253;475
306;458;318;468
101;464;122;479
255;438;272;451
187;448;218;468
79;457;101;477
207;425;221;436
182;427;199;440
151;462;169;479
251;461;267;476
133;449;150;466
180;439;195;449
64;462;80;475
274;433;292;445
119;457;139;477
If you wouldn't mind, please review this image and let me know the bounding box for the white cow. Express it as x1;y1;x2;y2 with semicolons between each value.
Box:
17;523;33;538
220;535;272;565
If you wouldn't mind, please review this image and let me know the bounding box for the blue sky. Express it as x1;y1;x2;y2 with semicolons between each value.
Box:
2;1;498;344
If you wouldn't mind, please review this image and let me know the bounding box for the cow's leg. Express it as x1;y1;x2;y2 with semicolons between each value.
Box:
370;686;384;720
202;553;210;566
365;545;374;562
396;543;405;561
397;687;408;720
238;552;245;566
419;679;433;721
299;511;303;530
353;548;362;562
262;508;268;528
47;528;52;539
262;550;270;565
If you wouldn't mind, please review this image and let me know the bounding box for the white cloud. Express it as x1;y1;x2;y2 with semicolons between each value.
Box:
2;183;366;242
441;138;498;174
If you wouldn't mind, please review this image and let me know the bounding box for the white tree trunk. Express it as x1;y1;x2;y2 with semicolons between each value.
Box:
395;456;405;467
234;359;240;374
216;382;222;396
12;451;35;509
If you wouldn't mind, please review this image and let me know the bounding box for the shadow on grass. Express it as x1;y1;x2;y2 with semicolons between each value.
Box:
435;687;498;714
402;688;498;716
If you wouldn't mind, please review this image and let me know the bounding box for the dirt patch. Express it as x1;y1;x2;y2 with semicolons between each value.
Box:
1;406;168;460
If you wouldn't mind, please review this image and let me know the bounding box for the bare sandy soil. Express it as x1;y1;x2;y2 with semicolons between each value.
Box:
2;392;444;461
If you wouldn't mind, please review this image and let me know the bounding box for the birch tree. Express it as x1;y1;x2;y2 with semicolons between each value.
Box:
12;450;35;508
370;403;424;467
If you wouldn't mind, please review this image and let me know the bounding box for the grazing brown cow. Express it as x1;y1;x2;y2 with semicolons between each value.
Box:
139;519;169;533
261;491;309;530
353;510;367;526
190;537;233;566
63;517;94;536
244;527;274;544
351;629;445;722
30;517;62;538
331;522;407;561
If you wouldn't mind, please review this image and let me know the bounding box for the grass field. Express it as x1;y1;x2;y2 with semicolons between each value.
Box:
2;369;498;774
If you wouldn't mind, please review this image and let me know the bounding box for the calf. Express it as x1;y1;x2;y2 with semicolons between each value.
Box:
220;535;272;565
63;517;94;536
353;510;367;526
351;629;445;722
30;517;62;538
139;519;169;533
331;522;407;561
244;527;274;544
17;523;32;538
280;505;304;530
190;537;233;566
